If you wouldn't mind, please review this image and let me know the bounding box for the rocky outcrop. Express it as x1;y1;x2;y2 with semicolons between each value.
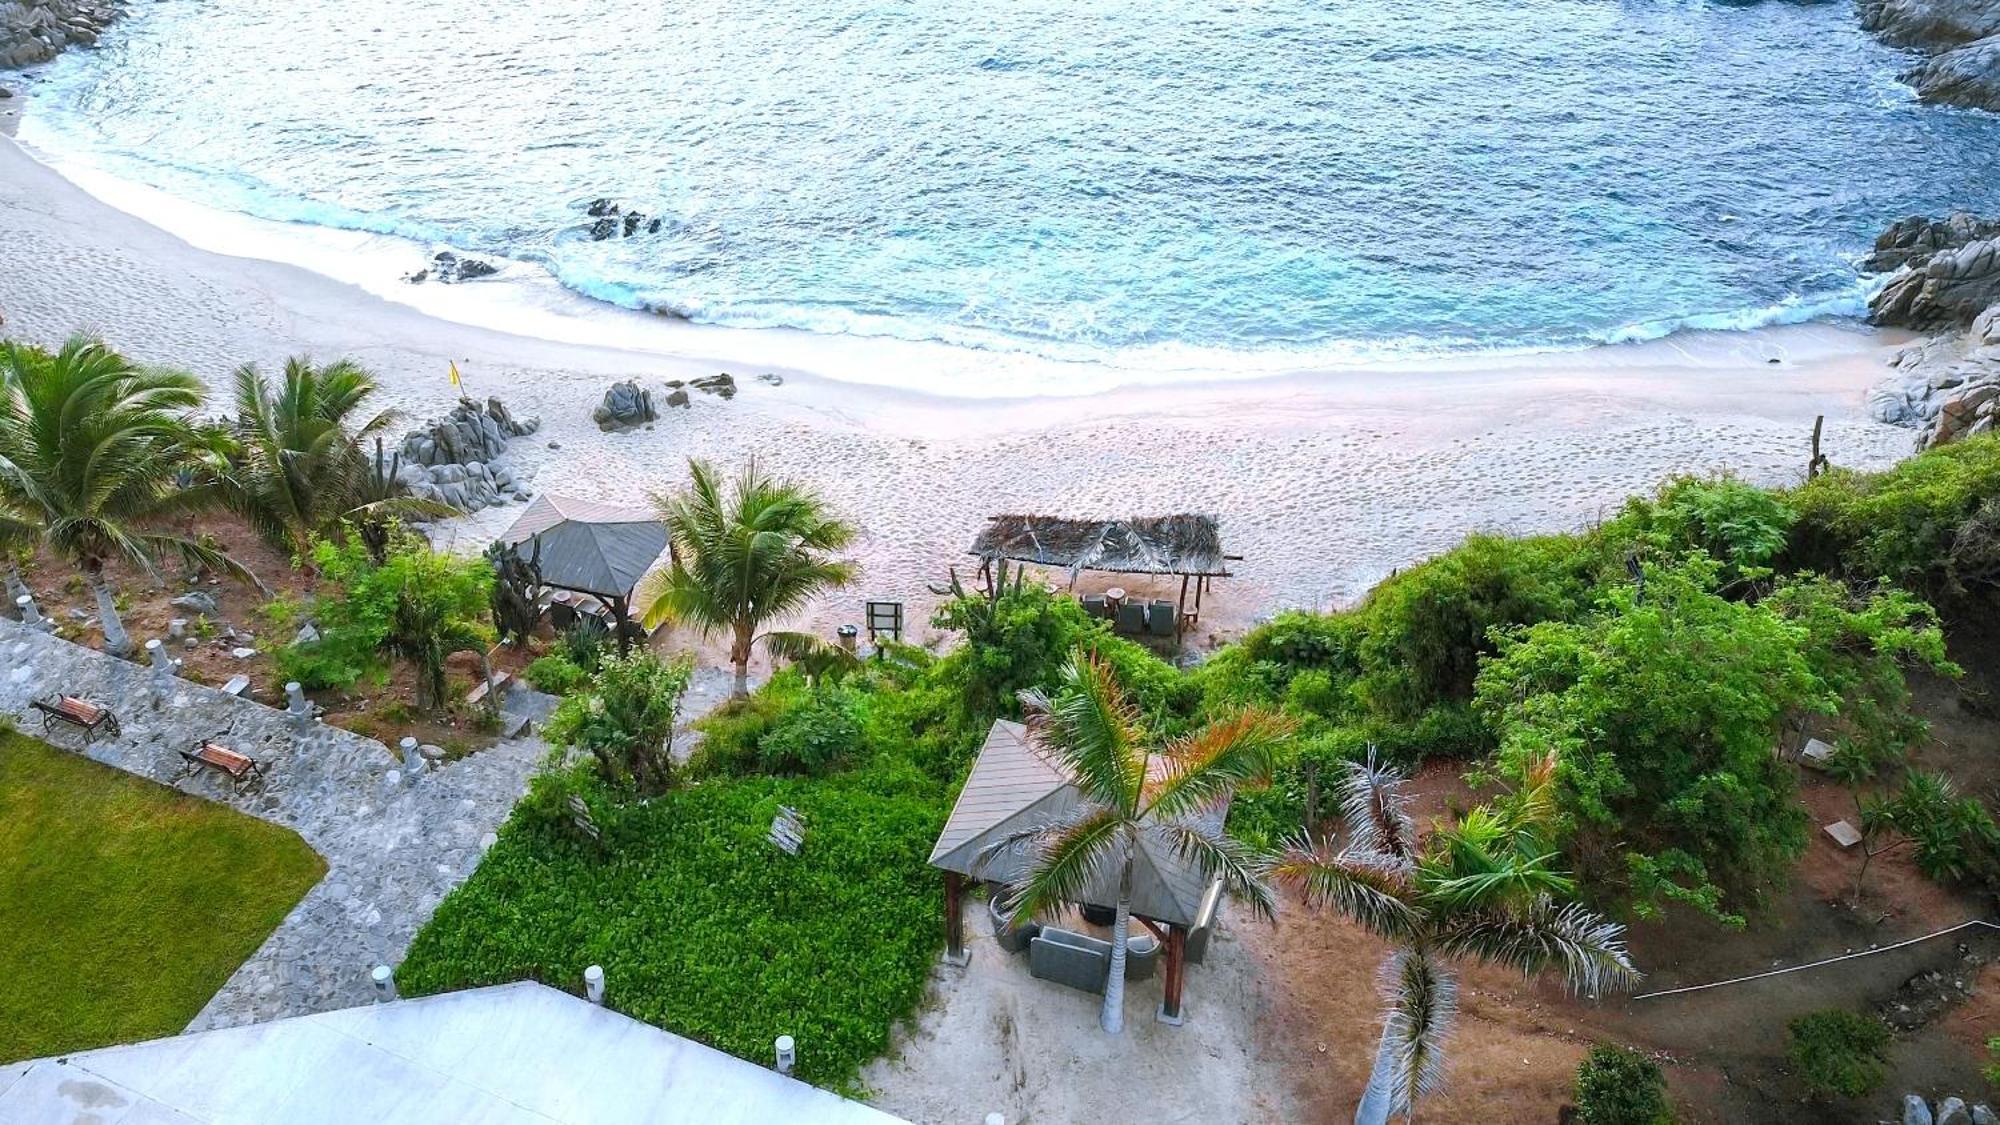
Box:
0;0;121;69
591;379;656;430
395;396;540;511
1860;0;2000;50
1904;34;2000;110
1859;0;2000;110
582;198;661;242
405;250;499;285
1867;212;2000;331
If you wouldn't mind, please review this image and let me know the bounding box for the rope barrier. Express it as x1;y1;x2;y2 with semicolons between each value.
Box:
1631;918;1998;1001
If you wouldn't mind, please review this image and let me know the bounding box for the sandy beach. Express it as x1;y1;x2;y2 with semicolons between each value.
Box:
0;131;1921;650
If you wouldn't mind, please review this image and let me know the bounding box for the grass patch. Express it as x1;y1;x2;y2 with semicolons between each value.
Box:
0;731;326;1062
397;768;943;1091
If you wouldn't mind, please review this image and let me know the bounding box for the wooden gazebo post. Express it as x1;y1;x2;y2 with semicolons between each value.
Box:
943;871;969;965
1159;925;1189;1025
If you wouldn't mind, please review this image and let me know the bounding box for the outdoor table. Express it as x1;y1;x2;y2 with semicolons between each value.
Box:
1104;587;1127;612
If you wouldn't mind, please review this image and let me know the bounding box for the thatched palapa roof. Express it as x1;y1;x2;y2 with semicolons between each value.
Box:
968;513;1231;578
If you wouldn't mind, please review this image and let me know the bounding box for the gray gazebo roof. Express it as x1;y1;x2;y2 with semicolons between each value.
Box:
500;494;668;600
928;720;1221;928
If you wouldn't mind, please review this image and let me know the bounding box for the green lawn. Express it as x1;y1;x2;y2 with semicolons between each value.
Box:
0;730;326;1062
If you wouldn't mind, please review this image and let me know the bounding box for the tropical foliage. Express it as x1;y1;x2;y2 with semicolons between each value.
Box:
276;532;494;709
1268;755;1639;1122
544;650;693;794
1572;1044;1674;1125
998;651;1292;1033
0;337;246;655
639;458;858;697
226;357;441;559
1786;1009;1891;1100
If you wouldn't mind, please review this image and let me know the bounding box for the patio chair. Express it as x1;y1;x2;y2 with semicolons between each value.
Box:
1145;599;1177;637
1186;878;1224;966
1080;593;1109;618
1114;600;1146;634
29;694;121;743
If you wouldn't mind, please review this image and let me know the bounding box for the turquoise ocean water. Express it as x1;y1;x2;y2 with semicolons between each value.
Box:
19;0;2000;378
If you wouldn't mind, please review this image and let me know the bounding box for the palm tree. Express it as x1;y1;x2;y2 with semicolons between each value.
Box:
228;357;441;559
0;337;242;656
993;651;1294;1034
1267;754;1641;1125
638;457;859;697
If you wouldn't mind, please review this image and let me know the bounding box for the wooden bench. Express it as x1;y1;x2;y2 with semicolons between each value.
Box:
179;740;266;790
465;670;512;707
29;694;121;742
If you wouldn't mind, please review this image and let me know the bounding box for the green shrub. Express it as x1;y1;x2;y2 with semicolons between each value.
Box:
1572;1044;1673;1124
758;692;863;776
1599;476;1796;582
398;769;943;1090
559;618;612;674
524;654;587;695
545;651;692;794
1788;434;2000;590
689;670;813;778
1786;1009;1890;1099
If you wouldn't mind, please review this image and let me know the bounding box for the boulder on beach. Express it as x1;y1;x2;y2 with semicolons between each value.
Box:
691;373;737;399
393;396;539;513
592;380;658;430
425;250;499;284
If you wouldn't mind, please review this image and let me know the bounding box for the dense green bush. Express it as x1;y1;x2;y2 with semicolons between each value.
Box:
758;691;863;776
1598;476;1796;584
688;670;814;778
398;768;943;1090
544;651;693;794
1786;1009;1891;1099
1787;434;2000;591
524;654;587;695
1572;1044;1673;1124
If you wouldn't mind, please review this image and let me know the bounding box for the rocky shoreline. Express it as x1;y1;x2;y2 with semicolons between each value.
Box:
0;0;119;71
1861;0;2000;110
1865;213;2000;446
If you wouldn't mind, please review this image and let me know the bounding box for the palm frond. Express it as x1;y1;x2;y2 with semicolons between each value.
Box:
1265;835;1421;940
1144;706;1294;822
1340;749;1419;862
1431;897;1640;996
989;803;1126;923
1150;820;1277;922
1018;650;1147;814
1379;949;1457;1116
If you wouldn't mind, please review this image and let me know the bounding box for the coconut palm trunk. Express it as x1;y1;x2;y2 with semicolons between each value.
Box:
1101;848;1135;1033
730;620;754;698
1355;1020;1400;1125
85;562;132;656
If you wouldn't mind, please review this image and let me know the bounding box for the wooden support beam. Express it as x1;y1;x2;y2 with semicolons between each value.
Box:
1160;925;1188;1025
944;871;968;964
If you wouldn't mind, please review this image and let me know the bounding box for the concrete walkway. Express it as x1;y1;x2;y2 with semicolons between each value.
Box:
0;982;908;1124
0;618;546;1029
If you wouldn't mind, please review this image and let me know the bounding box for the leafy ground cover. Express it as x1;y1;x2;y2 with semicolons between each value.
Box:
0;730;325;1062
397;767;943;1090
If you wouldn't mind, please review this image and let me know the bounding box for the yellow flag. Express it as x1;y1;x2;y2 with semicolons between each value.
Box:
448;361;462;389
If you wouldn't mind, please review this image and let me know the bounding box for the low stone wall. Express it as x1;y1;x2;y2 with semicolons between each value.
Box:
0;0;121;70
0;617;546;1028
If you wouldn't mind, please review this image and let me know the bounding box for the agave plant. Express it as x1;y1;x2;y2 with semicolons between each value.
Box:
993;650;1293;1033
0;337;246;655
639;457;859;696
1268;753;1640;1124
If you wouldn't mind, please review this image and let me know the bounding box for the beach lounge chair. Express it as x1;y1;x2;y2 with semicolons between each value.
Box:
1114;600;1146;634
179;739;267;791
1145;599;1177;637
988;893;1041;954
30;694;121;743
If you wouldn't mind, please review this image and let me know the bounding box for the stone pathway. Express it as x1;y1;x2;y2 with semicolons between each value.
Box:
0;618;546;1030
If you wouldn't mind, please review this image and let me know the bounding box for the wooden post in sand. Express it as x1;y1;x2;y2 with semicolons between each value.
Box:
1808;415;1830;480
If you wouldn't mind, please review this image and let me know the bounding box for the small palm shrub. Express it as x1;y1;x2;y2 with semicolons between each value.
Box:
1787;1009;1890;1099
